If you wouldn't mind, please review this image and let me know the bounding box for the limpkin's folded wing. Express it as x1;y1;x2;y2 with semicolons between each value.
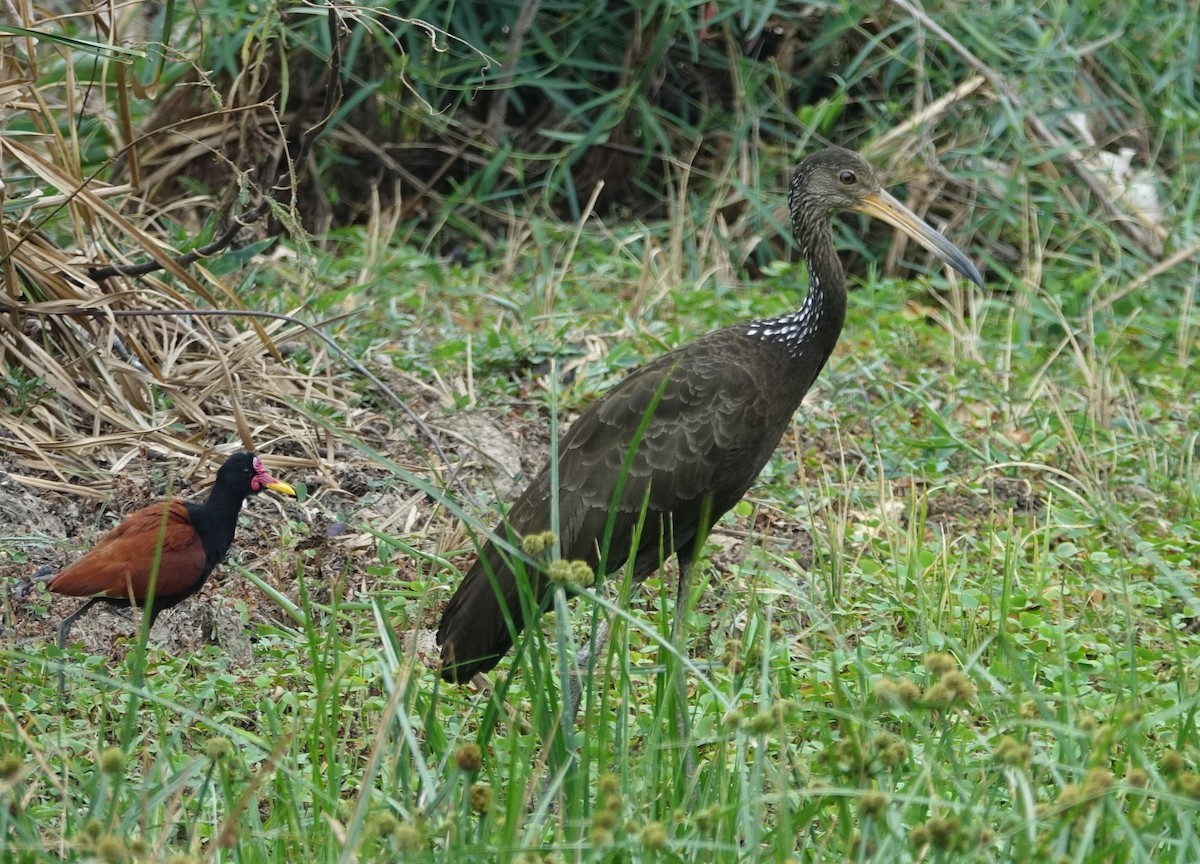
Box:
438;330;793;682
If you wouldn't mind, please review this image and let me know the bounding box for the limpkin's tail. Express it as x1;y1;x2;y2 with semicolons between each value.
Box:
436;549;526;684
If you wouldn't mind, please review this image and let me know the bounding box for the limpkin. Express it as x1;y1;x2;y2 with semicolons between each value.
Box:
437;147;983;686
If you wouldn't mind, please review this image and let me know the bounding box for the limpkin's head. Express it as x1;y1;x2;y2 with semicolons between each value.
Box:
789;147;984;287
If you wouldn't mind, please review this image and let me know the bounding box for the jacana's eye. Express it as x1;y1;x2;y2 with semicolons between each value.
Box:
839;170;856;185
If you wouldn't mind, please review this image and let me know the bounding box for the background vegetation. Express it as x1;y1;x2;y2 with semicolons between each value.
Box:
1;0;1197;861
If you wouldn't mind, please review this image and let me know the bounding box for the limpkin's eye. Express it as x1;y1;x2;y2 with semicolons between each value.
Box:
838;170;857;185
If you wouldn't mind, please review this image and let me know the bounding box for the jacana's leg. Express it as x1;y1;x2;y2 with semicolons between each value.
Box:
57;597;102;694
57;598;102;650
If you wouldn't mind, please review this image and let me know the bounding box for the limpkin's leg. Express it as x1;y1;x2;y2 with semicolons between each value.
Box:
564;558;699;785
564;554;667;728
670;560;698;786
566;614;612;729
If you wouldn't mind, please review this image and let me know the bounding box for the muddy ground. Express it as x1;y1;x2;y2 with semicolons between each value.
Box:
0;408;544;665
1;405;1038;673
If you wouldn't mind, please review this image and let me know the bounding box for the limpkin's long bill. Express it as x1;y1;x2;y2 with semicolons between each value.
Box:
854;189;984;287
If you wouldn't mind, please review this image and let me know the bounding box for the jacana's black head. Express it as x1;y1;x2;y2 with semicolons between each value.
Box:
213;451;296;499
788;147;984;287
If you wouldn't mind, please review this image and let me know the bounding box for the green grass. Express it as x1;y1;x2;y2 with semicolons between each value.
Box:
4;235;1198;861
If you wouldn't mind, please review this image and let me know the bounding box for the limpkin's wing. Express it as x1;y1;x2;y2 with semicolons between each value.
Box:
438;331;789;681
509;331;785;573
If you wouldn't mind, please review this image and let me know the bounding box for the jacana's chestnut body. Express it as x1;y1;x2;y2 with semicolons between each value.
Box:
48;451;294;648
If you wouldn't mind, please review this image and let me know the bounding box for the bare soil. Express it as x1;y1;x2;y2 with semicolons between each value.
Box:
1;405;1041;674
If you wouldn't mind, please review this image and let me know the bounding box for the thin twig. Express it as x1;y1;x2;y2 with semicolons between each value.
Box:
1093;238;1200;312
484;0;543;140
867;75;987;155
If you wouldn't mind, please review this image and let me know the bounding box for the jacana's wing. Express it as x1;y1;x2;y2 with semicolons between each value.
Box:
47;501;209;602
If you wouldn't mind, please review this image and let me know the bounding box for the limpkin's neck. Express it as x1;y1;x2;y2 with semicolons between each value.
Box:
744;220;847;364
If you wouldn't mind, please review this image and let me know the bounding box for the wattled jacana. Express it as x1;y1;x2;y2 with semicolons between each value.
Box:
437;147;984;685
48;451;295;648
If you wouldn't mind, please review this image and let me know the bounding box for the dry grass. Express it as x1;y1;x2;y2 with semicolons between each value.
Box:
0;6;372;489
1;0;1188;496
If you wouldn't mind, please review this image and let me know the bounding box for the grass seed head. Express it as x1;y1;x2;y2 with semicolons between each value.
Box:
1084;768;1114;795
925;682;953;706
204;737;233;762
522;532;549;555
923;652;957;676
569;560;596;588
992;736;1032;768
0;754;22;779
926;671;976;707
940;670;977;702
1055;783;1084;809
873;679;899;704
897;678;922;705
720;641;742;665
96;836;126;863
926;816;961;849
455;743;483;772
1125;767;1149;788
870;733;908;768
598;772;621;796
547;559;574;584
640;821;668;849
883;741;908;768
99;747;125;775
1159;749;1185;775
1172;773;1200;798
592;809;618;831
745;710;778;735
696;805;720;831
469;782;492;813
858;790;887;818
393;822;424;851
